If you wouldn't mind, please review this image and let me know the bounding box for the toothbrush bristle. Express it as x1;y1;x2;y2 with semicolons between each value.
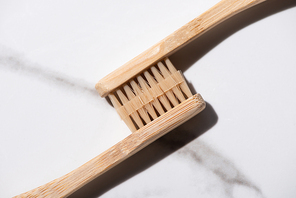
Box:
108;58;193;132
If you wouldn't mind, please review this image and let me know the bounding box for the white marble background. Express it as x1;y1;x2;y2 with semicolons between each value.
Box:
1;0;296;197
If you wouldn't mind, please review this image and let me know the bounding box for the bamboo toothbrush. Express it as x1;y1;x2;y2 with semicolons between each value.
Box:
15;0;266;197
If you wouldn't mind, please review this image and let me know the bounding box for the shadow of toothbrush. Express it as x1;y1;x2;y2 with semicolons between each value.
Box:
1;0;294;197
69;0;295;197
170;0;296;72
69;102;219;198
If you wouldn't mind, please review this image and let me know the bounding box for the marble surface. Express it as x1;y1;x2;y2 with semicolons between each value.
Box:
1;0;296;197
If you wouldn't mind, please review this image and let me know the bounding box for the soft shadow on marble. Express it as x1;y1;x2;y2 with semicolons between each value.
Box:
0;47;264;197
170;0;296;72
68;102;264;198
68;103;218;198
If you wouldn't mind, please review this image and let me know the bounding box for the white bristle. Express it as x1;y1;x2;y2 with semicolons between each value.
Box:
137;76;165;116
151;66;179;107
124;84;151;124
130;80;158;120
157;62;171;77
164;57;177;73
108;93;137;132
157;62;186;102
172;71;192;98
108;93;121;109
164;58;192;98
116;89;144;129
144;71;172;111
109;58;193;132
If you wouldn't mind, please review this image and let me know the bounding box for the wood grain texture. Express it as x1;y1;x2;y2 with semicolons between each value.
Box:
96;0;266;97
14;94;205;198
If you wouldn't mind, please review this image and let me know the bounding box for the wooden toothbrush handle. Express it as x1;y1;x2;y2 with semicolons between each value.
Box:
96;0;266;97
14;94;206;198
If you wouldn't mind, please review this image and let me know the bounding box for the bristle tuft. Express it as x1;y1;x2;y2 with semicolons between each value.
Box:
110;58;193;132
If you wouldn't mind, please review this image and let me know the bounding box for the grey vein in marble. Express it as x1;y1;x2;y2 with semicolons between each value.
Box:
1;46;265;198
0;46;97;98
176;140;264;198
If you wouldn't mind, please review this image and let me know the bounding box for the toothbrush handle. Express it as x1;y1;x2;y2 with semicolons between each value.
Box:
14;94;205;198
97;0;266;97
